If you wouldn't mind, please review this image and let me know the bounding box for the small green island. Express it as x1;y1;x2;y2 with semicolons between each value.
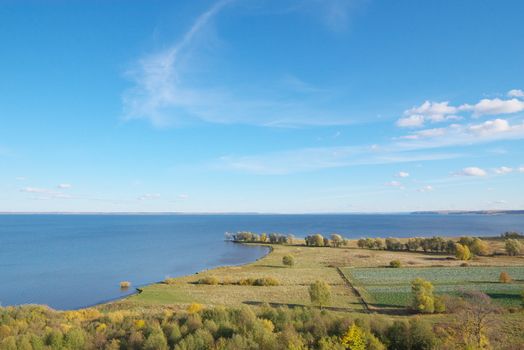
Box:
1;232;523;349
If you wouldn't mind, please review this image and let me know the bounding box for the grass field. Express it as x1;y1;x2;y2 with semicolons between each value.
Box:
342;266;524;309
114;238;524;315
123;244;365;311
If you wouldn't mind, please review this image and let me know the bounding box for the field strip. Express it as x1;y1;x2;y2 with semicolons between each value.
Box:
335;267;370;313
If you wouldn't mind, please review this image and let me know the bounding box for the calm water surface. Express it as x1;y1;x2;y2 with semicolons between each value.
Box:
1;214;523;309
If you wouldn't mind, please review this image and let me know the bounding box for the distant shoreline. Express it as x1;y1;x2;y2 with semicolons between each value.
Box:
1;210;523;215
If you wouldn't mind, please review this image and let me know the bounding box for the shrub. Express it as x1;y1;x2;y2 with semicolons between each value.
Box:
309;280;331;310
470;238;490;256
187;303;204;314
197;276;219;285
254;277;280;286
505;239;522;256
238;277;280;286
282;255;295;267
119;281;131;289
499;271;512;283
164;278;177;285
389;260;402;268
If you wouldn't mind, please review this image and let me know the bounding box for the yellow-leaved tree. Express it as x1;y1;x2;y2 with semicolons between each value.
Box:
341;323;366;350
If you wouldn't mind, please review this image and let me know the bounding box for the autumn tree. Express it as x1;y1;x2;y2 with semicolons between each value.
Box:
341;323;366;350
411;278;435;314
455;243;472;260
330;234;344;247
505;239;522;256
309;280;331;310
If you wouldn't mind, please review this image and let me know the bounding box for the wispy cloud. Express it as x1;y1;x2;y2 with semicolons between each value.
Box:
138;193;161;200
122;0;363;128
216;145;461;175
508;89;524;98
20;187;72;199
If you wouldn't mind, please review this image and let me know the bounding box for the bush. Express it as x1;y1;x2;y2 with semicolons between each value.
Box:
389;260;402;268
187;303;204;314
238;277;280;286
282;255;295;267
197;276;219;285
499;271;512;283
120;281;131;289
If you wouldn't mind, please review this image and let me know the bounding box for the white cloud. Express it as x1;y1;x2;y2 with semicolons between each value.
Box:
508;89;524;98
467;118;510;135
15;176;26;181
57;183;72;189
396;101;459;128
138;193;161;200
519;166;524;173
459;98;524;117
386;181;402;187
494;166;513;174
396;115;425;128
455;167;487;177
417;185;433;192
397;171;409;178
398;118;524;149
178;194;190;199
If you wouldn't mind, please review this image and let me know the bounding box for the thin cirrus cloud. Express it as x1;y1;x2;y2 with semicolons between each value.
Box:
217;94;524;175
137;193;161;200
396;171;409;178
122;0;364;128
20;187;72;199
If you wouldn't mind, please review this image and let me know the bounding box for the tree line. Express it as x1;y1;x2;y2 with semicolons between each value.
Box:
0;288;519;350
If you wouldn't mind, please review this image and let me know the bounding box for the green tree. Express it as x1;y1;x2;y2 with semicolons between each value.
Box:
505;239;522;256
64;328;86;350
411;278;435;314
282;255;295;267
144;330;168;350
309;280;331;310
455;243;472;260
341;323;366;350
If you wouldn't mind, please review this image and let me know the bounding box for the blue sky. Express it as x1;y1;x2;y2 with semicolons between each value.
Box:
1;0;524;213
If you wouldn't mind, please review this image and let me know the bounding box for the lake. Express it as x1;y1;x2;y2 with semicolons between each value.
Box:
1;213;523;309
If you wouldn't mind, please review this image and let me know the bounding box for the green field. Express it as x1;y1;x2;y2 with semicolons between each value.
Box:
342;266;524;308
